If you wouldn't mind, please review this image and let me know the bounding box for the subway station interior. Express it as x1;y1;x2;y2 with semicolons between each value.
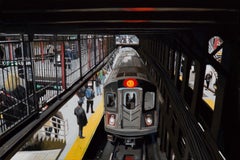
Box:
0;1;240;160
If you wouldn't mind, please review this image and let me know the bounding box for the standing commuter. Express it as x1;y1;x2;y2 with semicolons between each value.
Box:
47;43;55;62
98;70;103;84
74;99;88;138
205;72;213;90
85;85;95;113
102;68;107;83
77;84;86;104
95;74;102;96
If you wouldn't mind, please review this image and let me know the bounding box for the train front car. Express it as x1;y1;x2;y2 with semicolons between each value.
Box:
104;47;159;145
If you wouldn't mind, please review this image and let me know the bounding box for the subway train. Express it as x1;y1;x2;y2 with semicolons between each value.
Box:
103;47;159;146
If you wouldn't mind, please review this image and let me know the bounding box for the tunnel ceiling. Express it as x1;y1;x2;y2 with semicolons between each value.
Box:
0;0;239;34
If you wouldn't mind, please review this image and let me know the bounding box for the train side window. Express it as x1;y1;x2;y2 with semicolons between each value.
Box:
144;92;155;110
107;93;116;108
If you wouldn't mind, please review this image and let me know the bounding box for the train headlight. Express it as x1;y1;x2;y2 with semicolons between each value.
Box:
145;114;153;126
108;114;116;126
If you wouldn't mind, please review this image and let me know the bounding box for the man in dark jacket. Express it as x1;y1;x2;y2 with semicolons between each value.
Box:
77;85;86;104
74;99;88;138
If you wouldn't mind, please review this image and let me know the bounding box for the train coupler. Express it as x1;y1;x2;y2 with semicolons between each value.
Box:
124;138;136;147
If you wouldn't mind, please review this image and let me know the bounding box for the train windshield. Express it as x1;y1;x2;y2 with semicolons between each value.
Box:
144;92;155;110
124;92;137;109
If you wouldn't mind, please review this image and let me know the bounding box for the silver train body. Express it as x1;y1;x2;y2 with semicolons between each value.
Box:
104;47;159;141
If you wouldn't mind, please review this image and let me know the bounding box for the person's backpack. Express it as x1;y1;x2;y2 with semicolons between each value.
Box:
91;90;95;99
85;88;94;99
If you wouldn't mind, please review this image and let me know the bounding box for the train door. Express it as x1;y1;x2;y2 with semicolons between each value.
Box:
118;88;143;129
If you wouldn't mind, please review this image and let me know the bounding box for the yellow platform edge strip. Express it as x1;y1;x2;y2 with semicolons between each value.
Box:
203;98;215;110
65;98;104;160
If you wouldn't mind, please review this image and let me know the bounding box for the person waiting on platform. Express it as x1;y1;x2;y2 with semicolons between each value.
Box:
47;43;55;62
74;99;88;139
95;74;102;96
77;84;87;105
98;69;107;84
85;85;95;113
205;71;213;90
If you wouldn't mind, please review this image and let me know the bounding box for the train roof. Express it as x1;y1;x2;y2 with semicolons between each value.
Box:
112;47;144;69
105;47;150;85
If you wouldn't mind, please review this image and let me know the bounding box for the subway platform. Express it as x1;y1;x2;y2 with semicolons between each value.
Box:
11;82;105;160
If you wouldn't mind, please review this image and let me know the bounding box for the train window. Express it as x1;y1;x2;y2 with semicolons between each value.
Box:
179;54;185;81
208;36;223;63
202;64;217;111
144;92;155;110
188;60;196;90
106;93;116;108
173;51;178;77
124;92;136;109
